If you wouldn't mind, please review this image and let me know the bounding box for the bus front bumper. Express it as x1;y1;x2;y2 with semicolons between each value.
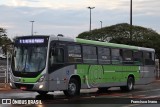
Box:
10;82;48;91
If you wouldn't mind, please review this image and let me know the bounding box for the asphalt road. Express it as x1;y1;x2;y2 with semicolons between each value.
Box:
0;60;160;107
0;80;160;107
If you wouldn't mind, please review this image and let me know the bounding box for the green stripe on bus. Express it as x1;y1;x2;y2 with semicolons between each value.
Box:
20;74;41;83
76;38;138;50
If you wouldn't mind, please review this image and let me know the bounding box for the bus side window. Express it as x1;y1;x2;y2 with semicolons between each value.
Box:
151;52;155;65
68;45;82;63
50;48;56;66
83;46;97;64
98;47;111;64
50;48;64;64
111;48;122;64
50;53;54;66
144;52;155;65
56;48;64;63
122;50;133;65
133;51;143;65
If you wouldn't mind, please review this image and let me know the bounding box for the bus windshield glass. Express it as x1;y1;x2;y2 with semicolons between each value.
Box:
12;46;47;73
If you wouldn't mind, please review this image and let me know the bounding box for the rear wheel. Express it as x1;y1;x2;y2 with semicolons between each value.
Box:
63;78;80;97
120;77;134;91
37;91;48;95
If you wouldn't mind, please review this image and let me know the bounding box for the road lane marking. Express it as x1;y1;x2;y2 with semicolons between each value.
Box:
128;95;146;98
144;95;160;98
132;88;160;94
123;104;140;107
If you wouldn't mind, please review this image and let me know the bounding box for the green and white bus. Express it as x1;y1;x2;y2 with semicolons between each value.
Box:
10;35;155;96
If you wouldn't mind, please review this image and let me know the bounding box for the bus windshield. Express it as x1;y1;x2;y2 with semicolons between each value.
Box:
12;46;47;73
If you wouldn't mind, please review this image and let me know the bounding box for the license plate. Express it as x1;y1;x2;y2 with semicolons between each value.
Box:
20;87;27;90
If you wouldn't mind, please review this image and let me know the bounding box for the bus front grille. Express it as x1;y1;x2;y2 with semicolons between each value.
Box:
14;83;34;90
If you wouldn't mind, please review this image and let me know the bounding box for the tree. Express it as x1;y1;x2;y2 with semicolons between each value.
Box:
0;28;6;46
0;27;12;54
77;23;160;59
0;28;6;36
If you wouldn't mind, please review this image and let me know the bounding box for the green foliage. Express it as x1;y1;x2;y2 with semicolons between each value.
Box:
0;28;7;37
77;23;160;59
0;27;12;54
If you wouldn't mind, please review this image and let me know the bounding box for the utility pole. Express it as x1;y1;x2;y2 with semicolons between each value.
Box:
130;0;132;41
87;7;95;32
30;21;35;36
100;21;102;29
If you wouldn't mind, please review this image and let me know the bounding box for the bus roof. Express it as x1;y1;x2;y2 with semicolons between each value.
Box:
16;35;155;52
50;36;155;52
76;38;155;52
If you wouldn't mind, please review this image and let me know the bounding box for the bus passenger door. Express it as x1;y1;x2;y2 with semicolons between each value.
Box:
48;46;67;91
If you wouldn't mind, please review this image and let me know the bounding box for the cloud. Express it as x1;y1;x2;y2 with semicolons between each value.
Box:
2;0;160;14
0;0;131;10
0;5;90;38
0;0;160;39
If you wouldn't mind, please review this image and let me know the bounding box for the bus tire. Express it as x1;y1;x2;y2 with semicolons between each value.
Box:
120;77;134;91
63;78;80;97
37;91;48;95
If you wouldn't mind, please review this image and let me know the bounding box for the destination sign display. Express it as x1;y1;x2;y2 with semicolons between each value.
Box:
19;39;44;44
15;36;49;46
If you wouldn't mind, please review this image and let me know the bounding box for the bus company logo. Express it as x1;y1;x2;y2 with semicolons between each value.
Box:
2;99;11;104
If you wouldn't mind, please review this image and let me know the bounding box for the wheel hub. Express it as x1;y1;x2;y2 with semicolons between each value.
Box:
69;83;76;94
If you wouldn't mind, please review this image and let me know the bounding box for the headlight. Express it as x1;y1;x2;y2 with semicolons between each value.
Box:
38;75;45;82
10;82;13;87
39;85;43;89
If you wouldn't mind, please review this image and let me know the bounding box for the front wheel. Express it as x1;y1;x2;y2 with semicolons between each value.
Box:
63;78;80;97
120;77;134;91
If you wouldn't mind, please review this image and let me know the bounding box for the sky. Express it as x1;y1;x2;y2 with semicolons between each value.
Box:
0;0;160;39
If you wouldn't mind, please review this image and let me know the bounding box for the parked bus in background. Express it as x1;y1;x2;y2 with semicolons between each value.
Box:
10;35;155;97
